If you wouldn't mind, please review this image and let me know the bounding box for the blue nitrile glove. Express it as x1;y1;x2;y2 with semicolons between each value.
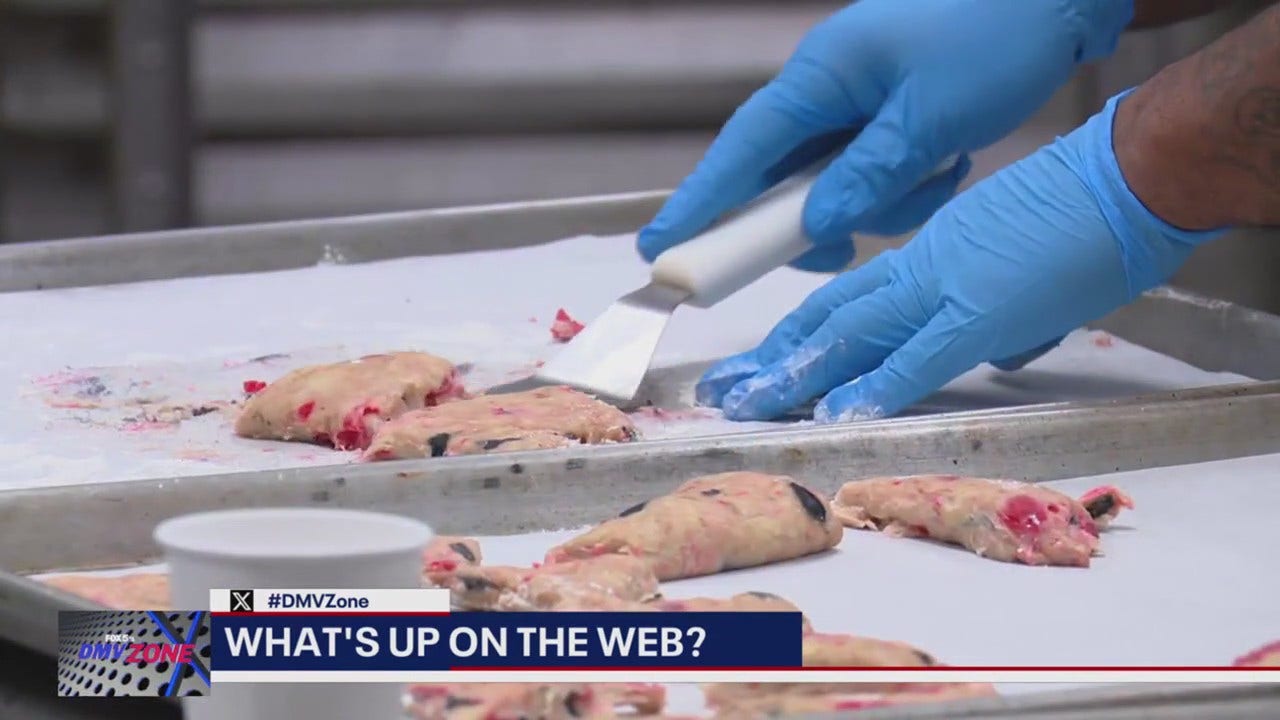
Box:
697;91;1226;422
637;0;1135;273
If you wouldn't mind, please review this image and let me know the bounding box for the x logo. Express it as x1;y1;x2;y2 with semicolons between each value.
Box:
230;590;254;612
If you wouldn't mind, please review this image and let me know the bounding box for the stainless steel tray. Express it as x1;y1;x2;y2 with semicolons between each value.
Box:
0;191;669;292
5;193;1280;719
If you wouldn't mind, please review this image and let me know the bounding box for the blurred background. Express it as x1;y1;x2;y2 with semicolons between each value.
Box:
1;0;1277;310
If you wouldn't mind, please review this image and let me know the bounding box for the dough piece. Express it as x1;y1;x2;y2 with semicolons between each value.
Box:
801;631;940;667
422;536;483;587
704;631;947;707
545;472;843;581
831;475;1133;567
363;386;637;461
41;573;171;610
708;683;997;719
552;590;814;625
407;682;664;720
1235;641;1280;666
550;308;585;343
1077;485;1135;530
235;352;464;450
543;590;649;612
446;555;660;611
648;592;813;632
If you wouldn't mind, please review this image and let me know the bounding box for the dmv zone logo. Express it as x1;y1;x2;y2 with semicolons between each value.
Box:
57;611;213;697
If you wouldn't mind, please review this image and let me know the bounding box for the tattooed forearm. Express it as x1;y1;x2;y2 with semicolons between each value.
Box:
1115;2;1280;229
1234;89;1280;140
1130;0;1235;30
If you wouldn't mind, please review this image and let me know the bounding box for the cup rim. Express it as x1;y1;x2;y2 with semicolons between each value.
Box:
153;507;432;561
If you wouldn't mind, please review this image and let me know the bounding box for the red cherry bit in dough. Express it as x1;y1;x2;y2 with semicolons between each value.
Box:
296;401;316;421
550;308;585;342
334;404;382;450
998;494;1049;537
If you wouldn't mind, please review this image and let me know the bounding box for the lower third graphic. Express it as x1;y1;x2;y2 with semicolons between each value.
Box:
57;610;213;697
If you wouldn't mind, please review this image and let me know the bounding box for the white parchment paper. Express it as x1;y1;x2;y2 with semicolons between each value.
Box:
3;233;1251;491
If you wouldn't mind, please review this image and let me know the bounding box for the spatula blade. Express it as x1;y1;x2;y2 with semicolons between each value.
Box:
484;283;689;408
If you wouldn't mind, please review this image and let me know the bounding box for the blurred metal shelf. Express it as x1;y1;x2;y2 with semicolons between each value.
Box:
3;5;824;139
1;63;104;140
1;66;769;139
195;130;715;224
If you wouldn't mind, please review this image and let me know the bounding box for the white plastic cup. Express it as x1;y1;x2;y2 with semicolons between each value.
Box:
155;507;432;720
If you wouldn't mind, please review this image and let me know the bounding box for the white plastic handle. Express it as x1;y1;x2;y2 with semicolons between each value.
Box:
651;155;960;309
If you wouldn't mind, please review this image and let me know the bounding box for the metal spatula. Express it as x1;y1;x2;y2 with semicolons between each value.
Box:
487;157;959;408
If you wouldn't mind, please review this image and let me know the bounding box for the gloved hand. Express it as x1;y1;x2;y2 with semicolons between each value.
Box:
697;91;1225;422
637;0;1135;272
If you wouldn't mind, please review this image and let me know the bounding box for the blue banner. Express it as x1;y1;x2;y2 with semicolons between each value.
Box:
211;612;803;670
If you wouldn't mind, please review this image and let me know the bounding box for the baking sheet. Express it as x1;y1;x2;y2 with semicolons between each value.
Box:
5;234;1251;491
31;453;1280;716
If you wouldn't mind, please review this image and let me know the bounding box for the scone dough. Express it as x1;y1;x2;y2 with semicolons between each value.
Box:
407;682;664;720
545;472;843;581
648;592;812;631
422;535;483;587
42;573;172;610
1077;485;1135;530
235;352;464;450
446;555;660;611
801;631;941;667
708;682;997;719
363;386;637;461
550;590;814;627
832;475;1133;567
704;631;950;708
1235;641;1280;666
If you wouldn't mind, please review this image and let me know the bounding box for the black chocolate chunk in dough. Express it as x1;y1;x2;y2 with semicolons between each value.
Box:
564;690;587;717
479;437;522;451
789;481;828;523
444;696;481;710
427;433;451;457
1084;493;1116;519
458;575;499;592
912;649;939;666
619;501;647;517
701;488;723;497
449;542;477;563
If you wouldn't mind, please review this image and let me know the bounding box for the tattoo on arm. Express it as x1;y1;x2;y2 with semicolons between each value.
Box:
1227;88;1280;186
1115;2;1280;228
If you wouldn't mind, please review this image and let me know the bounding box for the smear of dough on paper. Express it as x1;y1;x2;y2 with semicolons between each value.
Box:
235;351;464;450
41;573;172;610
832;475;1134;567
363;386;637;461
545;472;842;581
